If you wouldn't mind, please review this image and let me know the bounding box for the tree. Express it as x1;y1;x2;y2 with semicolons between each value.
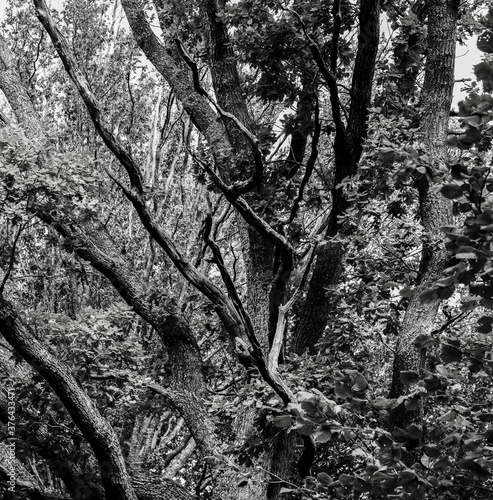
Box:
1;0;493;499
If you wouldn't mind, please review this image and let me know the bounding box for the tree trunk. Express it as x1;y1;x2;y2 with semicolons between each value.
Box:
0;298;138;500
388;0;458;439
293;0;381;355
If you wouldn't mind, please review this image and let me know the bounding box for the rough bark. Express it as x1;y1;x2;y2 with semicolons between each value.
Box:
0;388;192;500
292;0;381;354
0;36;45;141
388;0;458;437
0;390;104;499
0;298;138;500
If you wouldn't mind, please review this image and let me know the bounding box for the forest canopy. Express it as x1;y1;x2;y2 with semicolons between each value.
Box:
1;1;493;499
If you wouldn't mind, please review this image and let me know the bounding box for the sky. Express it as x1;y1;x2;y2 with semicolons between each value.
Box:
454;35;483;107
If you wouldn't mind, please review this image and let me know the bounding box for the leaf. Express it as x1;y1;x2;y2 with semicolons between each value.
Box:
313;427;332;443
455;246;478;259
414;334;439;349
293;416;316;436
286;403;302;416
436;275;458;287
404;397;420;411
437;285;455;300
440;410;458;423
477;31;493;53
334;381;351;399
279;487;296;495
406;424;423;440
447;134;458;148
372;397;398;410
470;284;493;299
300;399;318;414
477;322;492;334
339;474;355;484
317;472;333;485
483;8;493;29
424;444;441;458
458;459;490;476
351;373;368;392
297;391;317;403
423;375;442;392
399;285;415;297
441;183;463;199
353;477;370;493
379;147;396;165
440;344;463;364
272;415;293;428
418;288;438;304
399;370;420;385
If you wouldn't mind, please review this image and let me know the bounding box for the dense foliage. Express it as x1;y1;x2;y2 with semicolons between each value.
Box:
1;1;493;500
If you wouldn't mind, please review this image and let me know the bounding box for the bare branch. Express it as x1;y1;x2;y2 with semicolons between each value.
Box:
269;243;318;373
286;94;321;225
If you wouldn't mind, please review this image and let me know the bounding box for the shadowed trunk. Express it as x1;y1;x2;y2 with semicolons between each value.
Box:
292;0;381;355
388;0;458;445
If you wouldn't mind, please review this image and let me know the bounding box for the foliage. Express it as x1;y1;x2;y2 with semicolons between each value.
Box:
1;1;493;500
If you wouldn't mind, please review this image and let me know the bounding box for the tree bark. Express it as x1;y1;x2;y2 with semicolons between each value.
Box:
388;0;458;438
0;388;193;500
0;298;138;500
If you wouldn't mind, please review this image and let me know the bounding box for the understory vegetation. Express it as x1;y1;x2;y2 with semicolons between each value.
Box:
1;1;493;499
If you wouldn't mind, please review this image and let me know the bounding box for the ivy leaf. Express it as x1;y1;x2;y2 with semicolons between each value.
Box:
404;397;421;411
313;426;332;443
353;477;370;493
339;474;355;485
279;487;296;495
293;416;316;435
399;286;415;297
406;424;423;440
458;459;490;476
423;375;443;392
414;334;439;348
470;284;493;299
372;397;398;410
455;246;478;259
424;444;441;458
477;413;493;422
418;288;439;304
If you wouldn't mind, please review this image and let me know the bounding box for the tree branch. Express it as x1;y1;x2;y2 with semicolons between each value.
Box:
0;223;24;297
33;0;144;194
286;94;321;224
0;298;138;500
